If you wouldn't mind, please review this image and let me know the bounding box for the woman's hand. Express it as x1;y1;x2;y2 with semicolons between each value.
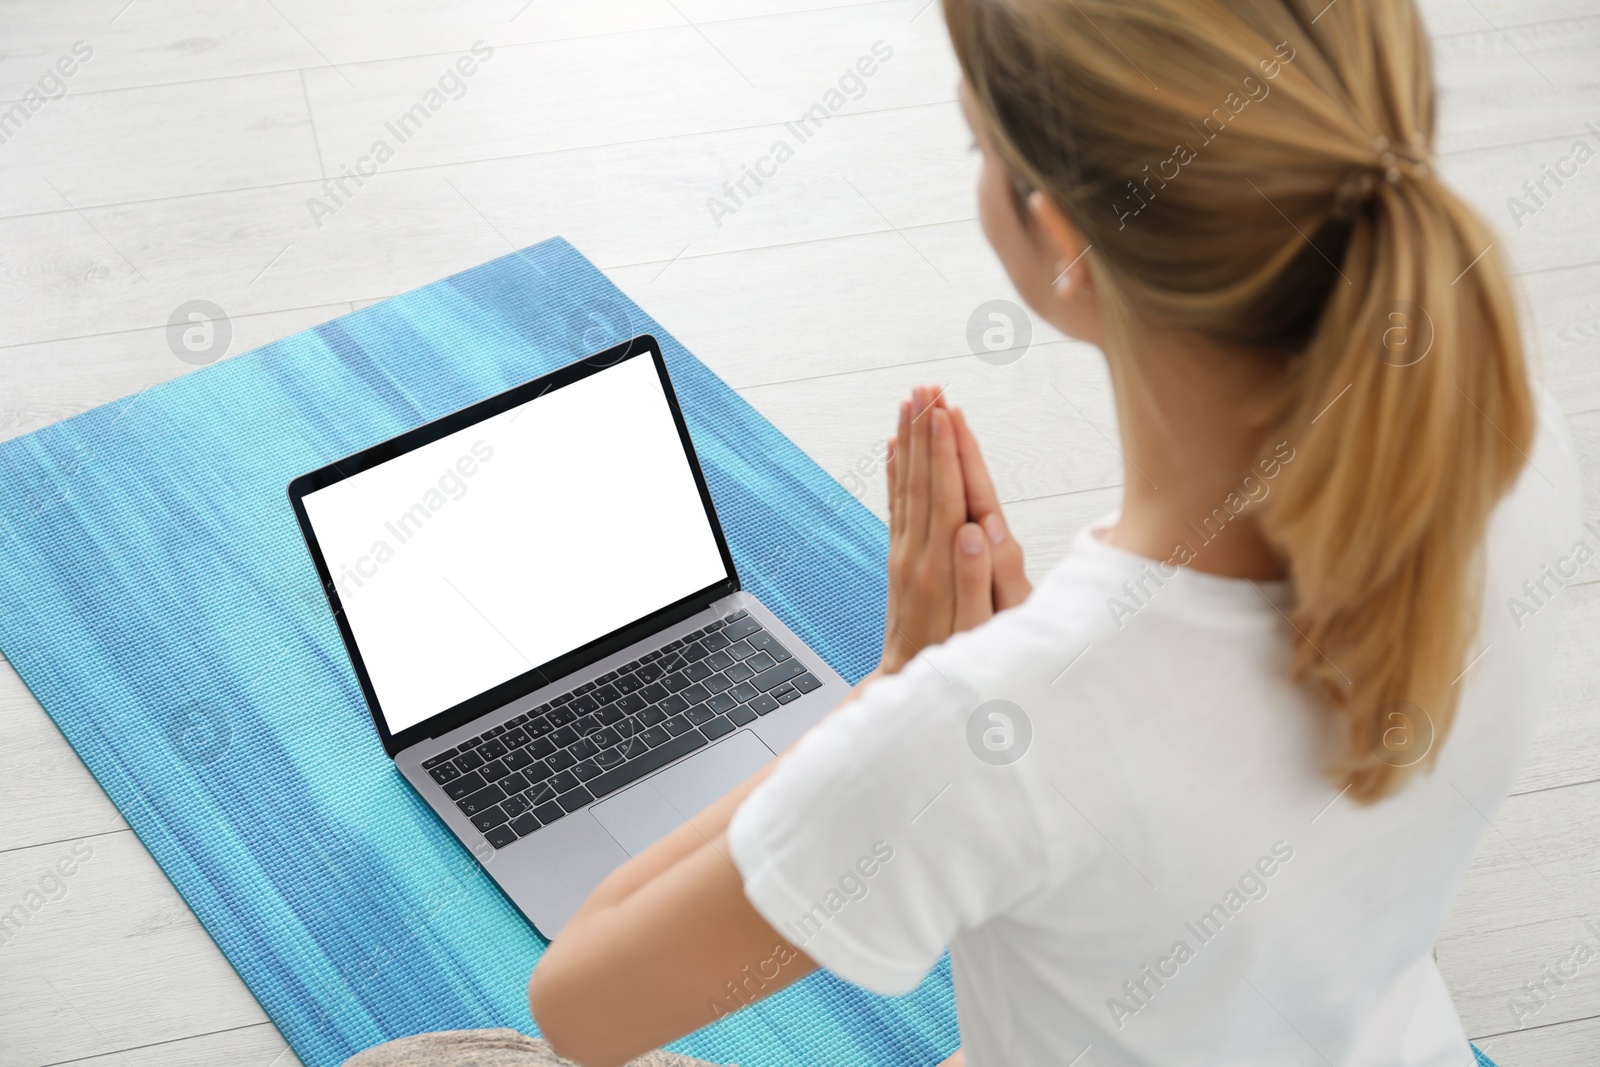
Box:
880;386;1030;675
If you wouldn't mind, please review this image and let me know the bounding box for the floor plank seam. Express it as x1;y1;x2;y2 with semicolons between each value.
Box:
0;0;909;107
0;826;131;858
1471;1008;1600;1043
0;97;963;224
35;1021;280;1067
1433;9;1600;42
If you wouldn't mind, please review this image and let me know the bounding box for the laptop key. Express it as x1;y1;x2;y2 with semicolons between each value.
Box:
772;682;797;699
526;716;554;738
729;680;760;703
445;771;486;800
480;759;511;783
524;761;553;784
458;783;506;815
460;736;484;749
614;673;642;694
640;682;669;704
472;806;509;832
682;642;709;662
700;716;735;741
657;693;689;716
707;619;727;631
510;812;541;837
724;608;749;623
429;763;461;784
749;693;780;716
591;726;620;748
455;749;486;771
570;693;599;714
550;725;579;748
502;794;531;818
724;661;754;684
594;683;621;705
504;727;531;748
685;703;716;725
663;713;693;736
707;692;739;715
637;705;667;727
504;747;535;771
593;745;626;769
702;630;731;652
794;672;823;694
550;770;580;794
723;617;762;642
747;631;791;661
703;673;734;695
586;731;708;799
533;801;566;825
574;714;604;737
640;725;672;748
727;639;756;660
754;660;806;692
726;704;756;727
547;749;576;772
500;771;530;794
423;748;458;769
572;759;601;781
680;682;711;705
547;705;577;727
743;651;776;674
661;672;690;693
635;662;664;684
486;824;519;849
615;692;648;715
706;650;734;671
529;736;557;759
557;785;593;813
683;661;714;684
777;688;802;705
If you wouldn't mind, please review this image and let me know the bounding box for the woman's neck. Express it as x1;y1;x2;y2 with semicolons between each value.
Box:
1099;331;1292;582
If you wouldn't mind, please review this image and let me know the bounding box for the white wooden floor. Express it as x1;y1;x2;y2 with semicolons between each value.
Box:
0;1;1596;1065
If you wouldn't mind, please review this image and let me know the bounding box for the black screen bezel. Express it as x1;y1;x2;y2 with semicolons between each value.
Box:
286;335;741;758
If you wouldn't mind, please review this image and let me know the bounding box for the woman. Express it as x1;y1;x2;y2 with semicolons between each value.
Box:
354;0;1581;1064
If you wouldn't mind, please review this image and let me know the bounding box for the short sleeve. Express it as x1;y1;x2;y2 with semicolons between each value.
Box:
727;637;1048;995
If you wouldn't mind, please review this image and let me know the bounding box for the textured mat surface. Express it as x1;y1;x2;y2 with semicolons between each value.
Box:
0;237;963;1067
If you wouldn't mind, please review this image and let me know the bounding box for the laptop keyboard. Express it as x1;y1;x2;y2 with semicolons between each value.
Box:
419;609;823;850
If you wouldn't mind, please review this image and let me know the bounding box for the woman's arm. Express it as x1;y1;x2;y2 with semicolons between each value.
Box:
528;673;881;1066
528;387;1025;1066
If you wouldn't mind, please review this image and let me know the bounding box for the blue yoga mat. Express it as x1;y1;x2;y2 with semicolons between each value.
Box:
0;237;962;1067
0;237;1501;1067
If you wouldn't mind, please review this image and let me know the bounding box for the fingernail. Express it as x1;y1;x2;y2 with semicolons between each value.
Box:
959;524;984;556
985;513;1006;545
931;409;944;436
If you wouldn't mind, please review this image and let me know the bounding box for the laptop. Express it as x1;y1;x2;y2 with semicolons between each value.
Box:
287;334;851;936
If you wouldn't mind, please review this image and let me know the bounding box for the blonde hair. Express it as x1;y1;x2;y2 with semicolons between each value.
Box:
945;0;1534;801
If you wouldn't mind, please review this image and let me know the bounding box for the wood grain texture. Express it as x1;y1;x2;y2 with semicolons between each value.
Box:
0;0;1595;1063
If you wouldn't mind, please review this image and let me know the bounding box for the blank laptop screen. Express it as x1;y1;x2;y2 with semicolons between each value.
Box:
299;354;729;735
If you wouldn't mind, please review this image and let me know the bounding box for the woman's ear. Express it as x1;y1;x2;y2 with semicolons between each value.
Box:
1027;190;1092;292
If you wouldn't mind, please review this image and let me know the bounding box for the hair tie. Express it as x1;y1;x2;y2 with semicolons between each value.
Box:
1331;136;1433;219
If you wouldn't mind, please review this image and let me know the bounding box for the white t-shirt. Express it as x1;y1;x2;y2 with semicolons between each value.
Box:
729;392;1583;1067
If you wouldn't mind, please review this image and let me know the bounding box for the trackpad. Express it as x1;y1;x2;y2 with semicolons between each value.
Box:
590;731;775;856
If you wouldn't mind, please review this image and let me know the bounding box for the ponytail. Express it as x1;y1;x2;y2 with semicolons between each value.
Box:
944;0;1535;801
1260;174;1532;801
